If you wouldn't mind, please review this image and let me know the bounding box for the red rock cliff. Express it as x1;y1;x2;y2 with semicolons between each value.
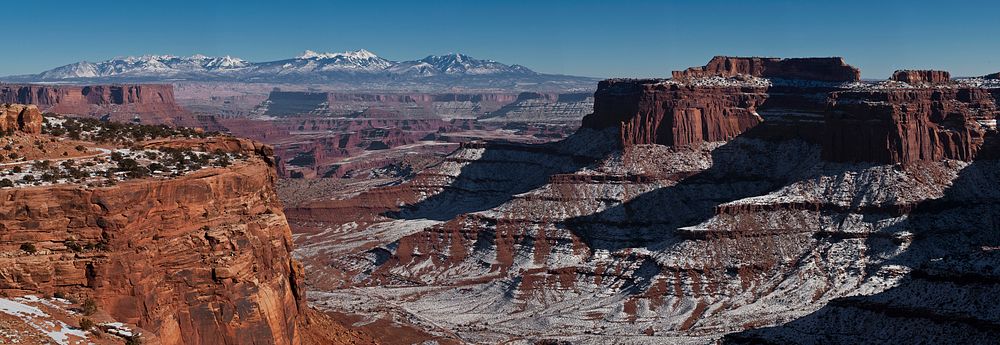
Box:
0;83;190;125
672;56;861;82
822;88;994;164
582;78;767;147
585;57;997;165
890;70;951;85
0;139;367;344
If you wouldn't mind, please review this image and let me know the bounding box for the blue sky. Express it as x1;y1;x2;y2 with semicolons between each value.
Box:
4;0;998;78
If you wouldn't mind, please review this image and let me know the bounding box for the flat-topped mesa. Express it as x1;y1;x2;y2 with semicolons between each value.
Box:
0;83;189;125
890;70;952;85
582;78;768;147
672;56;861;82
0;103;43;134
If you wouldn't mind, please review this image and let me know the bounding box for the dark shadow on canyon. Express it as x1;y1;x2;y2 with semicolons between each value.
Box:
563;124;821;252
387;129;616;221
723;135;1000;344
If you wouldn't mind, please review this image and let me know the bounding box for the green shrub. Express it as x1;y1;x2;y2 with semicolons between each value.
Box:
78;317;95;331
65;240;83;252
81;298;98;316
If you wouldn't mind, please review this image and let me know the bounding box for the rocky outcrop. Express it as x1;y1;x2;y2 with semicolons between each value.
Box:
582;79;767;147
0;135;366;344
822;88;994;164
0;83;190;125
890;70;951;85
671;56;861;82
984;72;1000;79
0;103;43;134
584;58;996;164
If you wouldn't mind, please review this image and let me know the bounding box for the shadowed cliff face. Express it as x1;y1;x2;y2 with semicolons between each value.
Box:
582;80;768;148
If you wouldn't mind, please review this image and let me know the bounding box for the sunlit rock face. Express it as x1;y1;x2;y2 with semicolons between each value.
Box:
0;83;192;125
0;119;370;345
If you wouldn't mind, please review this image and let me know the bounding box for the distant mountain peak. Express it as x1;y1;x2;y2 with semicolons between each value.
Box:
297;49;380;60
6;49;596;90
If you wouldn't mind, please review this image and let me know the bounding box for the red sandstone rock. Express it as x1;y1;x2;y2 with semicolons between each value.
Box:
823;88;993;164
582;79;767;147
890;70;951;85
0;104;43;134
583;56;994;165
672;56;861;82
0;134;371;345
0;84;190;125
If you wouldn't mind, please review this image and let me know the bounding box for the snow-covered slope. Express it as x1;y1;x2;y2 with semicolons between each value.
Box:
36;54;251;79
390;53;535;76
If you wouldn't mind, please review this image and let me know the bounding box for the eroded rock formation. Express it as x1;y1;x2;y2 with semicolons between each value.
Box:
584;57;996;164
0;83;191;125
671;56;861;82
582;79;767;147
0;103;43;134
823;88;994;163
890;70;951;84
0;132;369;344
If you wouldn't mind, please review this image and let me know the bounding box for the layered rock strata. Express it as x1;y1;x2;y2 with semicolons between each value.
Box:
582;79;767;147
584;57;996;165
263;90;594;122
0;131;367;344
0;83;190;125
823;88;994;163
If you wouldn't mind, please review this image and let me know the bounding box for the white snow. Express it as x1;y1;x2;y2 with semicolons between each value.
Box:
0;296;88;345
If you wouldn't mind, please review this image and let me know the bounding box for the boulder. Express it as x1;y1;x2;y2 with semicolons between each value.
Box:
0;103;43;134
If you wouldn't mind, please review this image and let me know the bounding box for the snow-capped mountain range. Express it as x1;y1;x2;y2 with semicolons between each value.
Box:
6;49;595;90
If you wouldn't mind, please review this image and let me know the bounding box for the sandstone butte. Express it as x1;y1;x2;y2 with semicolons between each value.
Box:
670;56;861;82
890;69;952;84
0;110;375;345
0;83;193;126
583;56;997;165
